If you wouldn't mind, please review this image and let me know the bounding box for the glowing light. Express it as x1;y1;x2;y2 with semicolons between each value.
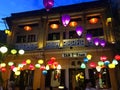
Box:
11;49;17;54
38;59;44;64
61;14;71;27
89;17;98;24
18;49;25;55
0;46;8;54
76;26;83;36
24;26;32;31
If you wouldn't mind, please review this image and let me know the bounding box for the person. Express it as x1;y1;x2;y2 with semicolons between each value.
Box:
85;79;96;90
0;82;3;90
7;81;15;90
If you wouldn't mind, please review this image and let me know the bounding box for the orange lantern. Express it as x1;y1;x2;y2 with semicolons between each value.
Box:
69;21;78;27
50;23;59;29
89;17;98;24
24;26;32;31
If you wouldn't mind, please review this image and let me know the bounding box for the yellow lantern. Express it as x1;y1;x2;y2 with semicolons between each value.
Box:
108;63;115;69
26;59;31;64
38;59;44;64
15;71;21;76
1;63;6;67
11;49;17;55
8;62;14;66
87;54;92;60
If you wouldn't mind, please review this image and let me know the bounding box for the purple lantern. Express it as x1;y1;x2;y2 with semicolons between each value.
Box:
43;0;54;11
86;33;92;41
61;14;71;27
76;26;83;36
100;39;106;47
94;38;100;46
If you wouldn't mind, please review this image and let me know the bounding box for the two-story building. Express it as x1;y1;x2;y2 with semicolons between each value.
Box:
3;0;120;90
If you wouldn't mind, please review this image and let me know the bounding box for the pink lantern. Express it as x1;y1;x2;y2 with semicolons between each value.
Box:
89;62;97;68
100;56;107;61
76;26;83;36
86;33;92;41
100;39;106;47
43;0;54;11
61;14;71;27
93;38;100;46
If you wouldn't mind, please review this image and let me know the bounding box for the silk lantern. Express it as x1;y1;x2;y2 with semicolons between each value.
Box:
76;26;83;37
43;0;54;11
61;14;71;27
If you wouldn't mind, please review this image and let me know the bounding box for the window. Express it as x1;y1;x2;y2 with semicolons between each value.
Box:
69;31;80;39
87;28;104;37
48;33;60;40
27;34;36;42
16;35;26;43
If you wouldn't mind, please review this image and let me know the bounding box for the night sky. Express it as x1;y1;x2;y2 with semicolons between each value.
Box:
0;0;96;30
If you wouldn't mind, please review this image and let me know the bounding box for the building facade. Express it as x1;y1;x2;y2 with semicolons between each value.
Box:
3;0;120;90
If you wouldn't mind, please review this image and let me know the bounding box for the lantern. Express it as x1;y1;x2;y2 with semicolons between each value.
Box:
89;62;97;68
86;33;92;42
43;0;54;11
76;26;83;37
1;67;6;72
112;59;118;65
83;57;88;63
93;38;100;46
61;14;71;27
115;55;120;61
96;66;101;72
11;49;17;55
26;59;31;64
100;39;106;47
1;63;6;67
42;70;48;75
57;64;61;69
50;23;59;29
100;56;107;62
104;60;110;66
69;21;77;27
108;63;115;69
24;26;32;31
98;61;104;66
40;65;46;70
89;17;98;24
0;46;8;54
38;59;44;64
35;64;41;68
86;54;92;60
8;62;14;66
18;49;25;55
29;64;34;70
80;63;86;69
15;71;21;76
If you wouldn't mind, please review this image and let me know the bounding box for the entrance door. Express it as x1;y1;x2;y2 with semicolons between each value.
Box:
69;68;85;90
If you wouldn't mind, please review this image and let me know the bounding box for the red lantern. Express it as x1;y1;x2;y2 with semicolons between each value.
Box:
40;65;46;70
89;62;97;68
24;26;32;31
1;67;6;72
115;55;120;61
89;17;98;24
100;56;107;61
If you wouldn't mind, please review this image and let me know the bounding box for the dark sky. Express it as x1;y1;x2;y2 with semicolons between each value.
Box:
0;0;96;30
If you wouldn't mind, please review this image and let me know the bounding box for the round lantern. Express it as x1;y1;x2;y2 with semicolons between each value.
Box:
43;0;54;11
18;49;25;55
0;46;8;54
1;67;6;72
8;62;14;66
29;64;34;70
35;64;41;68
115;55;120;61
57;64;61;69
100;39;106;47
93;38;100;46
89;62;97;68
89;17;98;24
26;59;31;64
86;33;92;42
61;14;71;27
100;56;107;62
11;49;17;55
15;71;21;76
112;59;118;65
104;60;110;66
69;21;77;27
76;26;83;37
24;26;32;31
108;63;115;69
98;61;104;66
38;59;44;64
1;63;6;67
83;57;88;63
46;65;50;70
40;65;46;70
42;70;48;75
50;23;59;29
86;54;92;60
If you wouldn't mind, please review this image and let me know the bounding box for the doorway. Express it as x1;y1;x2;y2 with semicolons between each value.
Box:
69;68;85;90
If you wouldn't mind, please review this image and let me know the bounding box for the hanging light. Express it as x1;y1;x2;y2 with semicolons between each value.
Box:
112;59;118;65
43;0;54;11
61;14;71;27
69;21;78;27
86;33;92;42
93;38;100;46
115;55;120;61
0;46;8;54
24;26;32;31
96;66;101;72
18;49;25;55
104;60;110;66
108;63;115;69
11;49;17;55
50;23;59;29
89;17;98;24
86;54;92;60
80;63;86;69
100;56;107;62
89;62;97;68
76;26;83;37
100;39;106;47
